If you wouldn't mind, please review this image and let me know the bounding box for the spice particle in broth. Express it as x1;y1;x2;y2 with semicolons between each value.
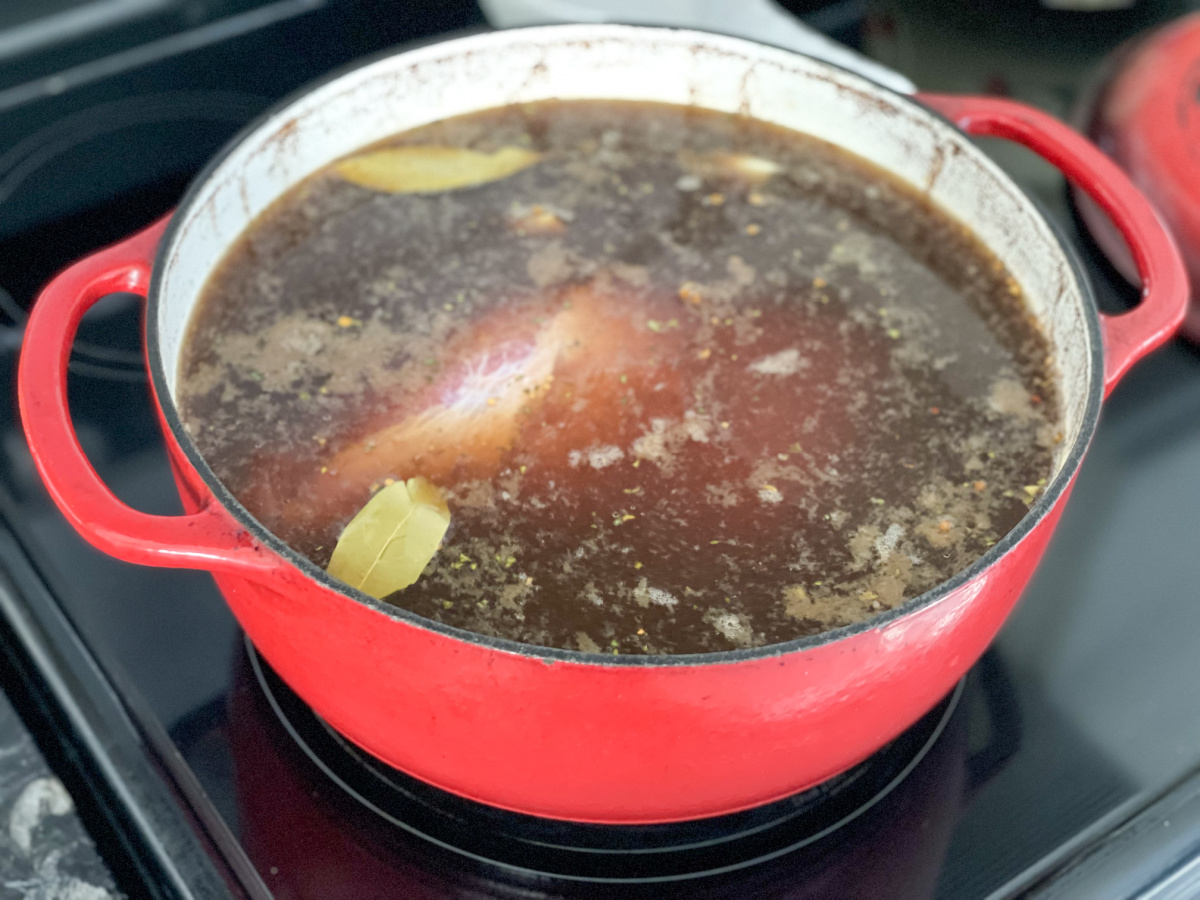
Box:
178;100;1061;656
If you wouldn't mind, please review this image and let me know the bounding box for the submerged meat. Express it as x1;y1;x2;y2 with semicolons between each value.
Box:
246;283;687;535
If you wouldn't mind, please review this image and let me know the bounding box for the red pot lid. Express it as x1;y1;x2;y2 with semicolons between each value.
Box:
1077;13;1200;343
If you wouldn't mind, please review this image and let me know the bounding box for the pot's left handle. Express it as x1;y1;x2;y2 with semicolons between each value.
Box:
17;216;277;577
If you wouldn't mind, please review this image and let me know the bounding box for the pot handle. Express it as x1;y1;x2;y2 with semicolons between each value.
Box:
17;216;277;577
918;93;1189;396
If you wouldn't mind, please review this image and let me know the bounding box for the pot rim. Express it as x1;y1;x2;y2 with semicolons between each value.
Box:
145;23;1105;667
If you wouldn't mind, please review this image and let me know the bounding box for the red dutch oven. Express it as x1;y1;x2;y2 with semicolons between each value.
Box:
16;25;1187;824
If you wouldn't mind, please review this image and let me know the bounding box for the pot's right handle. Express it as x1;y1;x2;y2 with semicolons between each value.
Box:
918;93;1189;396
17;216;276;577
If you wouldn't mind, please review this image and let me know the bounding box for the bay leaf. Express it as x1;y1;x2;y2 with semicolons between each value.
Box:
335;145;540;194
327;477;450;599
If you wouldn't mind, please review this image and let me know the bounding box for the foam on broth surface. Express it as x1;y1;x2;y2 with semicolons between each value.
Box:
178;100;1060;655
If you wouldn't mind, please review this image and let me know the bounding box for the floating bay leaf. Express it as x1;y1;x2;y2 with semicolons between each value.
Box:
327;477;450;599
335;145;540;194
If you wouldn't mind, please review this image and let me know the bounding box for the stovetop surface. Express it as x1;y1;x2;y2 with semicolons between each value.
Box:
0;2;1198;898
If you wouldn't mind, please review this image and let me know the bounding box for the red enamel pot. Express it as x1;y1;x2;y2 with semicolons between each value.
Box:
16;26;1187;824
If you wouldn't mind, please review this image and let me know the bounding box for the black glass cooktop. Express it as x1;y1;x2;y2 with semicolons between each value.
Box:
0;3;1198;898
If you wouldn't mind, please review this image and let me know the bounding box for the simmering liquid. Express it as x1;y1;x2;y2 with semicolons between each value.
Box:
179;100;1061;655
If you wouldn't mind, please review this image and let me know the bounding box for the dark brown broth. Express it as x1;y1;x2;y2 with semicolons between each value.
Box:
179;100;1060;655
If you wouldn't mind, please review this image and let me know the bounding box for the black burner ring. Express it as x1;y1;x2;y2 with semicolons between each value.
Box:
247;636;963;883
